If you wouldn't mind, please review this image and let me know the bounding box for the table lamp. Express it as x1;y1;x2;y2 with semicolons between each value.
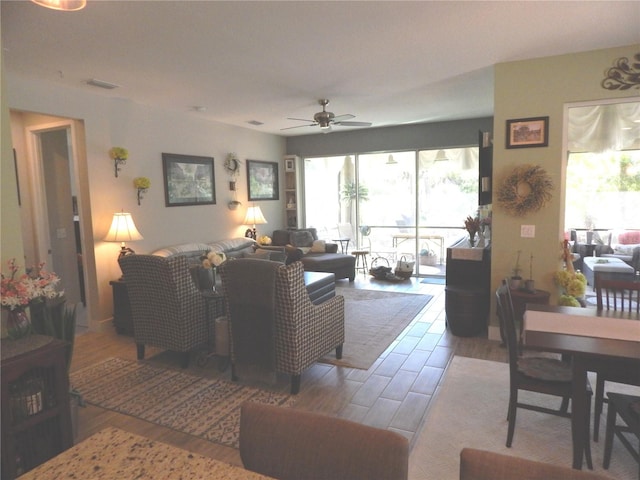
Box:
243;205;267;240
104;211;144;259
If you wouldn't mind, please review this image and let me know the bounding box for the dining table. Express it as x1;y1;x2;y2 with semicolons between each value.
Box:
523;303;640;470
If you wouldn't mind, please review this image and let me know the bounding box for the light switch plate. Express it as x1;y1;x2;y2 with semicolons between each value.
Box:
521;225;535;238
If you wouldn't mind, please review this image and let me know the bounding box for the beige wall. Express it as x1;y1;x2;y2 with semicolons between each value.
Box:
490;44;640;338
4;75;285;330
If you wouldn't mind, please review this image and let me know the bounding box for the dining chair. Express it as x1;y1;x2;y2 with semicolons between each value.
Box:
595;273;640;313
591;272;640;442
240;402;409;480
495;281;593;468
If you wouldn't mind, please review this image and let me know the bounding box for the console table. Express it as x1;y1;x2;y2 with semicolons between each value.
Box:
1;335;73;479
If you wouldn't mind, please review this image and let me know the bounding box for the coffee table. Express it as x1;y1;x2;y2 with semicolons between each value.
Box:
582;256;634;286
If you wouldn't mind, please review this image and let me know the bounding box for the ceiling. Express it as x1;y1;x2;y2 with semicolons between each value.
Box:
2;1;639;137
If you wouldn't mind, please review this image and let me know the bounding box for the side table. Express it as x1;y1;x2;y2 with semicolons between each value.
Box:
197;291;228;370
110;279;133;335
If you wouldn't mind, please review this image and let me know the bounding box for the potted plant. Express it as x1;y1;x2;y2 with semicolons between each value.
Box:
510;250;523;289
524;253;535;292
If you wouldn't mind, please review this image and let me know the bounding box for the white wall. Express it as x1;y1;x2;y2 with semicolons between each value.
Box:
6;75;286;330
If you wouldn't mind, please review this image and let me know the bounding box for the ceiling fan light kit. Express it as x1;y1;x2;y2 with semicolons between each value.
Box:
282;98;372;132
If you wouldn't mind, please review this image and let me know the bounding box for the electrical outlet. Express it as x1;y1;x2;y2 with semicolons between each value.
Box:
521;225;535;238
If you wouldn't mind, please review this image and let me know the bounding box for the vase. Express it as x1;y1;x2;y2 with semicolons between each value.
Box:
468;234;476;247
6;308;31;339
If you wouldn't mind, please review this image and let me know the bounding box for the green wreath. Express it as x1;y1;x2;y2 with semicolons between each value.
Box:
497;164;553;217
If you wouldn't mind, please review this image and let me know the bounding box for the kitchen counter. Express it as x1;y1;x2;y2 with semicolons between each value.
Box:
19;427;274;479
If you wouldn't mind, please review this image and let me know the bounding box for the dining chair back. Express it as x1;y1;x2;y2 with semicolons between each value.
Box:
595;273;640;313
590;272;640;442
240;402;409;480
495;280;592;467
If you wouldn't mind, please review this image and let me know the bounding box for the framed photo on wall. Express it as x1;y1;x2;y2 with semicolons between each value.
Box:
285;157;295;172
506;116;549;149
247;160;279;201
162;153;216;207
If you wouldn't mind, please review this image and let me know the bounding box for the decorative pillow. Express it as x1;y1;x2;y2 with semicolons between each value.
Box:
285;245;303;265
310;240;326;253
290;230;314;247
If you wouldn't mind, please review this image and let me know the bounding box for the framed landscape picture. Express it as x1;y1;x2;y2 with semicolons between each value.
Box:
247;160;279;201
162;153;216;207
506;116;549;149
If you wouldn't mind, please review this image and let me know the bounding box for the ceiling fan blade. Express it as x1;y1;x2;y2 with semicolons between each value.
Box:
280;123;317;130
332;114;355;122
287;117;315;123
334;121;372;127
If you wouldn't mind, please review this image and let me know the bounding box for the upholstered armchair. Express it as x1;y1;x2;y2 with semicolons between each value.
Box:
118;254;209;368
218;259;345;394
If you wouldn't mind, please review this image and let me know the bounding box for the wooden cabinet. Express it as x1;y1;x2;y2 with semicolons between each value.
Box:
445;247;491;336
478;130;493;206
110;279;133;335
284;155;302;229
1;336;72;479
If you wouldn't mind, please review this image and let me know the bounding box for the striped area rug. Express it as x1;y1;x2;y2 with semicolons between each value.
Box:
70;357;294;448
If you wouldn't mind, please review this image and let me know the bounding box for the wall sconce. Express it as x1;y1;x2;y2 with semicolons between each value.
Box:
104;211;144;260
109;147;129;178
243;205;267;240
133;177;150;205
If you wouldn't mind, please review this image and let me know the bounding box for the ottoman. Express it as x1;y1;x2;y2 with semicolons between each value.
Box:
304;271;336;304
582;256;634;286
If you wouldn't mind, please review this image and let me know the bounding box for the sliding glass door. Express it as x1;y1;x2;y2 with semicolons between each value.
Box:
303;147;479;276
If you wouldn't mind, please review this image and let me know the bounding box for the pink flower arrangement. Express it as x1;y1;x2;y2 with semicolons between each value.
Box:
1;259;64;311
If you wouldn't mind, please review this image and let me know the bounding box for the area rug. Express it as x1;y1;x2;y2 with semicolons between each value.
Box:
70;357;294;448
320;289;432;370
420;277;446;285
409;355;638;480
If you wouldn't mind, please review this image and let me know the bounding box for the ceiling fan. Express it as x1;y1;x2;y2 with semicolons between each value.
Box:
282;99;372;132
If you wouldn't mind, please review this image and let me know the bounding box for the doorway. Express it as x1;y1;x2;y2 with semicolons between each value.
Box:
13;114;91;329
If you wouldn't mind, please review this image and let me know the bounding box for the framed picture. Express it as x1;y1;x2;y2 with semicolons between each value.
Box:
247;160;279;201
162;153;216;207
285;157;295;172
506;116;549;149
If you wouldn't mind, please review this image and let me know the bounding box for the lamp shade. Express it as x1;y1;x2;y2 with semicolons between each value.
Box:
104;212;143;242
31;0;86;11
243;206;267;226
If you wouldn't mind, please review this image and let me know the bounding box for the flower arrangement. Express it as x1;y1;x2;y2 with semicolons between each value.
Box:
464;215;480;246
554;269;587;307
201;251;226;269
257;235;272;246
1;259;64;311
134;177;151;205
109;146;129;177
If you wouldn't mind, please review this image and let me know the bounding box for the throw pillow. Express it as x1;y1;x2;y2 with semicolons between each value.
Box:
310;240;326;253
290;230;314;247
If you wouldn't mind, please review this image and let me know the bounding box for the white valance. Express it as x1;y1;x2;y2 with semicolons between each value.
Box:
568;101;640;153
